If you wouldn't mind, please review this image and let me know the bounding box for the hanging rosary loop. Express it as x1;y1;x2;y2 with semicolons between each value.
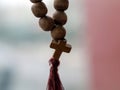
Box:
30;0;72;90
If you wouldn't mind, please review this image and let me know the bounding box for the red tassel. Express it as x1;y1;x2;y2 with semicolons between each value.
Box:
47;58;64;90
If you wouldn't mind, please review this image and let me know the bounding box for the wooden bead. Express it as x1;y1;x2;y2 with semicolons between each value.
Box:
51;26;66;40
30;0;42;3
53;11;67;25
54;0;69;11
31;2;47;17
39;16;55;31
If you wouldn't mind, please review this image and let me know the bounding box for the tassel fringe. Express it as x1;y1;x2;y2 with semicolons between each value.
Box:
47;58;64;90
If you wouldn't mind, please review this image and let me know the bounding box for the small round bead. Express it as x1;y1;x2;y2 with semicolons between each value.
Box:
53;11;67;25
51;26;66;40
30;0;42;3
54;0;69;11
39;16;55;31
31;2;47;17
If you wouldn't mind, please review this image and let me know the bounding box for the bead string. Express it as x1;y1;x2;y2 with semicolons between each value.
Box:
30;0;71;59
30;0;72;89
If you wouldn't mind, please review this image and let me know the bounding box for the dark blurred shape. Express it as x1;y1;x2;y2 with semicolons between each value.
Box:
0;68;12;90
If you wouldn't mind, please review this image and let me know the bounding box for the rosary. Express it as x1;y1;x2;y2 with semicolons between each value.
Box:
30;0;72;90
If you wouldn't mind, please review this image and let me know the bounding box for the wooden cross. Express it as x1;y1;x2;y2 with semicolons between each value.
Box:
50;40;72;60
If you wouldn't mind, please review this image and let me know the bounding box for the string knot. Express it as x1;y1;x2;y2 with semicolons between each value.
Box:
49;58;60;68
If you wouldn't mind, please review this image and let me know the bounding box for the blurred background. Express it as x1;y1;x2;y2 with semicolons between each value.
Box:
0;0;90;90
